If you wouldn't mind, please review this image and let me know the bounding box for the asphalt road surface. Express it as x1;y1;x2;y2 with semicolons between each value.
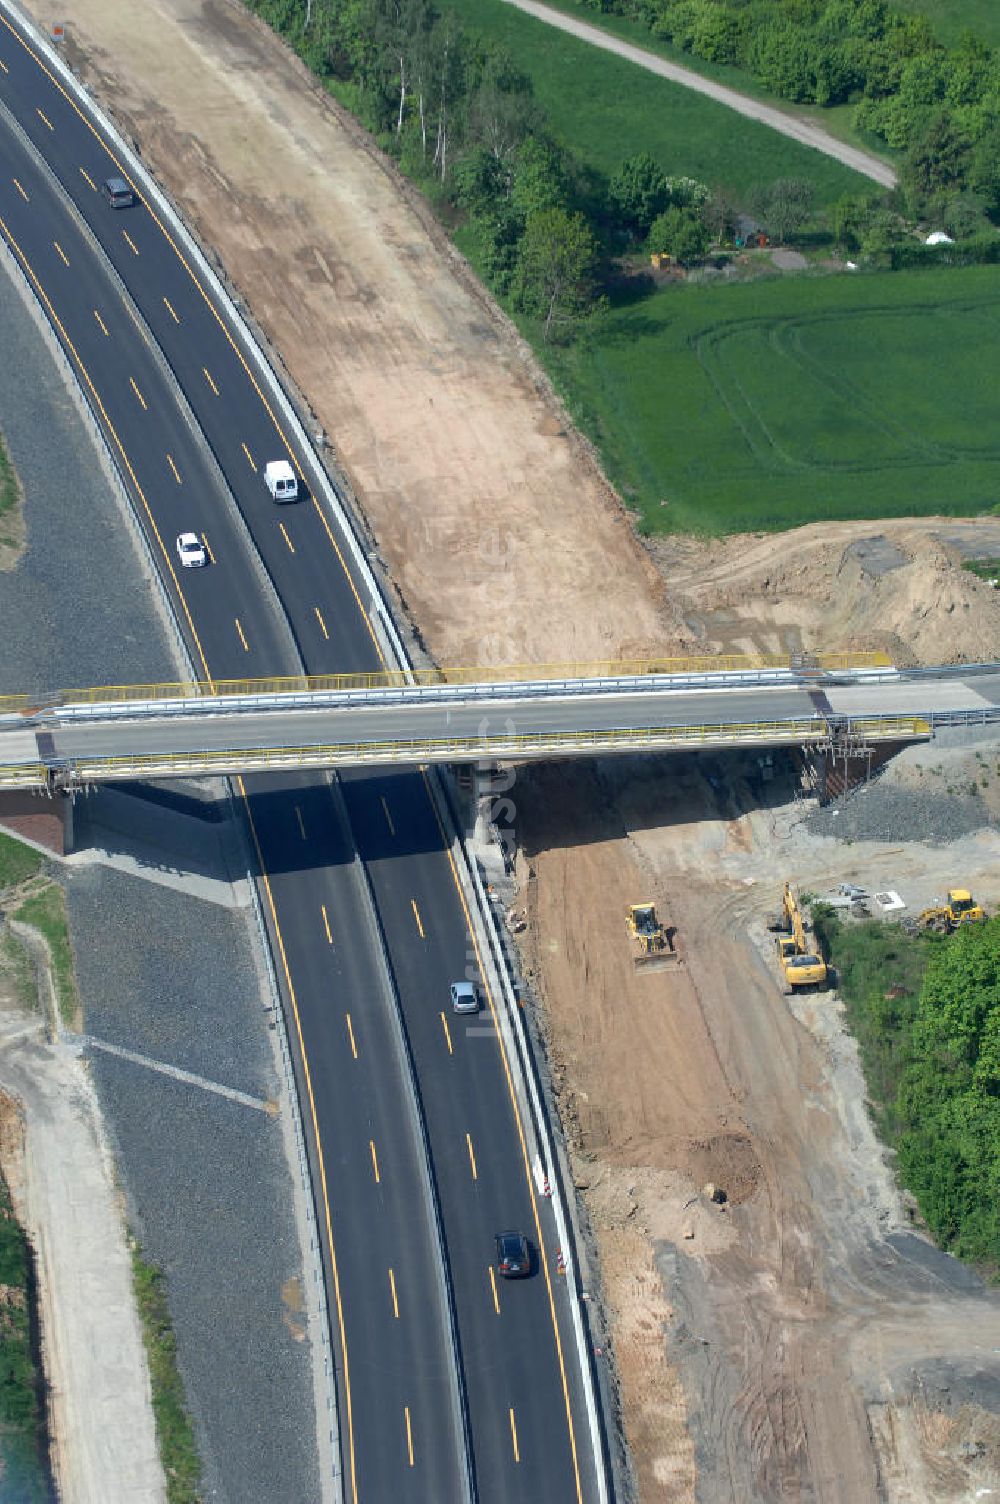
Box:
3;672;999;779
0;11;601;1502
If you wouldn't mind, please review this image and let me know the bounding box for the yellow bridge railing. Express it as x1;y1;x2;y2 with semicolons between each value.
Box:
0;651;894;714
0;713;931;788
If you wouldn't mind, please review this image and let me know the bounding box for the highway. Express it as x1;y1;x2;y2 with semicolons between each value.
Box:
0;9;602;1502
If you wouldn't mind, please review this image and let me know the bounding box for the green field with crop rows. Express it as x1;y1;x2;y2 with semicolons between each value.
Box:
542;266;1000;534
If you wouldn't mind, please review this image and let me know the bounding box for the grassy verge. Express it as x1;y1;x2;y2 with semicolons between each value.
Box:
534;264;1000;534
130;1244;202;1504
13;886;78;1028
442;0;871;208
0;831;43;890
0;1173;52;1503
487;0;895;166
0;929;40;1013
0;431;20;524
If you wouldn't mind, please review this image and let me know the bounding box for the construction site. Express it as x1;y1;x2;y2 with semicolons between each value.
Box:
2;1;1000;1502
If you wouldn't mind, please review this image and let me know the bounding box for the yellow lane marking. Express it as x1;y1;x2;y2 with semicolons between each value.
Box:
122;229;139;256
235;618;249;653
369;1139;380;1184
36;106;53;131
166;453;182;485
423;771;583;1501
53;239;69;266
404;1407;414;1467
79;167;96;191
0;211;211;682
27;20;385;673
203;366;219;396
294;805;306;840
509;1407;520;1463
241;441;257;472
201;533;215;565
0;59;7;74
12;178;27;202
129;376;146;410
466;1132;478;1181
279;521;294;554
380;796;395;835
314;606;329;641
93;308;109;337
410;899;425;939
345;1013;357;1060
234;780;356;1501
440;1012;453;1056
388;1267;399;1319
321;903;332;945
163;295;180;324
489;1265;501;1316
0;7;365;1472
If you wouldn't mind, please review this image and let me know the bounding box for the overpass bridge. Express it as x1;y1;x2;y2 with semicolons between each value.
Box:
2;655;998;789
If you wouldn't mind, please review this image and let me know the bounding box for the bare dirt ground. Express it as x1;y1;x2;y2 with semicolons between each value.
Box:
11;3;1000;1501
0;972;163;1502
517;739;1000;1503
33;1;1000;680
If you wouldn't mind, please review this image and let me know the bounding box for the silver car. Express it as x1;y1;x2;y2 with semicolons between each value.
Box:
449;981;479;1015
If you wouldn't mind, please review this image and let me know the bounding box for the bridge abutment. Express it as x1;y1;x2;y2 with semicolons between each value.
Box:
0;787;73;855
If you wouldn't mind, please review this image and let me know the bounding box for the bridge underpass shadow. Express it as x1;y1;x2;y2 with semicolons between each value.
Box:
514;749;803;860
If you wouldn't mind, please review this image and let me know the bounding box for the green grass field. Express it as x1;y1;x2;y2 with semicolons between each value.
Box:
488;0;894;166
537;265;1000;534
442;0;872;206
893;0;1000;46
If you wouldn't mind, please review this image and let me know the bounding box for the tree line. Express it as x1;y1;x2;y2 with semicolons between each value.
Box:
581;0;1000;226
244;0;999;335
814;908;1000;1268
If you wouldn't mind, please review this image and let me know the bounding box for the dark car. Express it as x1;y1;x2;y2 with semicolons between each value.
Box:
495;1230;530;1279
102;175;136;209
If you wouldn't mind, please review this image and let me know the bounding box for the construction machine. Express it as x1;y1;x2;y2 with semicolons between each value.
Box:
769;882;829;992
626;903;682;972
912;888;986;934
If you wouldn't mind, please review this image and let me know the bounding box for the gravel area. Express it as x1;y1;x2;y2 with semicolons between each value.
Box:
805;783;996;844
0;264;174;698
0;253;321;1497
65;863;319;1504
807;728;1000;844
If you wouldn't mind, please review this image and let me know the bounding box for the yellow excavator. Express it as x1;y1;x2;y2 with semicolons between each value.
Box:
912;889;986;934
626;903;682;972
770;882;828;993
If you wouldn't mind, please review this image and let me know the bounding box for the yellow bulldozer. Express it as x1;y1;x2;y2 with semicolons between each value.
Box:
912;888;986;934
769;882;829;993
626;903;682;972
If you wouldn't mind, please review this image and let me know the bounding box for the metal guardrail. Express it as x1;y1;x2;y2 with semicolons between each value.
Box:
3;650;897;713
0;716;935;789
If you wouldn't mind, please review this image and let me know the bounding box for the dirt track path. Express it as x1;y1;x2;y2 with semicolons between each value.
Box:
504;0;898;188
0;1018;164;1504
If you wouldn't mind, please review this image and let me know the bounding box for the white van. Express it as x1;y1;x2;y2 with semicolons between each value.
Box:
264;459;298;503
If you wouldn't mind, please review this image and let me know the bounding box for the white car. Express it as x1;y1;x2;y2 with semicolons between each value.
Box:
176;532;207;568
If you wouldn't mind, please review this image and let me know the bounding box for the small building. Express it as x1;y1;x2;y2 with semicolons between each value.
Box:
924;231;954;245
